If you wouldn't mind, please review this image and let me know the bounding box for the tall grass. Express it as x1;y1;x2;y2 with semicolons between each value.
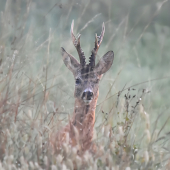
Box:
0;0;170;169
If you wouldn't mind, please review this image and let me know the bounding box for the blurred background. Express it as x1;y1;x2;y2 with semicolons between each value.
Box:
0;0;170;167
0;0;170;136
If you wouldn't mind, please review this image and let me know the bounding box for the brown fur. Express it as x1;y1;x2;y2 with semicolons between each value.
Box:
51;73;99;154
50;21;114;155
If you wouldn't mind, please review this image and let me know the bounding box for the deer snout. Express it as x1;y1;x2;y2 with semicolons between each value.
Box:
82;91;93;100
82;89;93;104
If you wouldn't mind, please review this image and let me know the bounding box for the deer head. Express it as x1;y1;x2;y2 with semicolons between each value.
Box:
61;21;114;106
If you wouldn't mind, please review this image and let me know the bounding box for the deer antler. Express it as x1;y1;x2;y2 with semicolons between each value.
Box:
71;20;86;67
89;22;105;69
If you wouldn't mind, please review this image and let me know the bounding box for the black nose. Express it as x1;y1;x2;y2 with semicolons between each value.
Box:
82;91;93;100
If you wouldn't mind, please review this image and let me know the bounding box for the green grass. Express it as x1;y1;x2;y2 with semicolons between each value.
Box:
0;0;170;169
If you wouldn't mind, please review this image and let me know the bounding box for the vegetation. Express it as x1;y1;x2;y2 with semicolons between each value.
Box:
0;0;170;169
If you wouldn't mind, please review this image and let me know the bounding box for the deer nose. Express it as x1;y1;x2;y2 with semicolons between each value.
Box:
82;91;93;100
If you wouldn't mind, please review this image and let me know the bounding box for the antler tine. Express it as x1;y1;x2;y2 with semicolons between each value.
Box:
89;22;105;69
71;20;86;67
96;22;105;49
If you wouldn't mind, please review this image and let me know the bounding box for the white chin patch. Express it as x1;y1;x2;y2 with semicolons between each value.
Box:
83;99;92;105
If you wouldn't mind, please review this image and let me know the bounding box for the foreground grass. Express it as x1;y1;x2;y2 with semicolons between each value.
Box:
0;0;170;169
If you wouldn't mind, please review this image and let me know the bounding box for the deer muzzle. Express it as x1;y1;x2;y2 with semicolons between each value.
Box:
82;89;93;105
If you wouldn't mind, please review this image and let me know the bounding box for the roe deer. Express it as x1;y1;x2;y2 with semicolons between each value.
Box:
51;21;114;154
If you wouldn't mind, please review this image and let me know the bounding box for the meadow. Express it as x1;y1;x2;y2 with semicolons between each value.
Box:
0;0;170;169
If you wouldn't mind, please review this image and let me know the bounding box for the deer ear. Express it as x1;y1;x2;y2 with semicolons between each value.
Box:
61;47;80;74
94;51;114;75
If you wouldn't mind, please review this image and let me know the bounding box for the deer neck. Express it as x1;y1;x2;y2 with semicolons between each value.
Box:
72;91;99;128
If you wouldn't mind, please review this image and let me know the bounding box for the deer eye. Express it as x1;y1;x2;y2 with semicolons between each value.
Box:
75;78;81;85
94;79;99;83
